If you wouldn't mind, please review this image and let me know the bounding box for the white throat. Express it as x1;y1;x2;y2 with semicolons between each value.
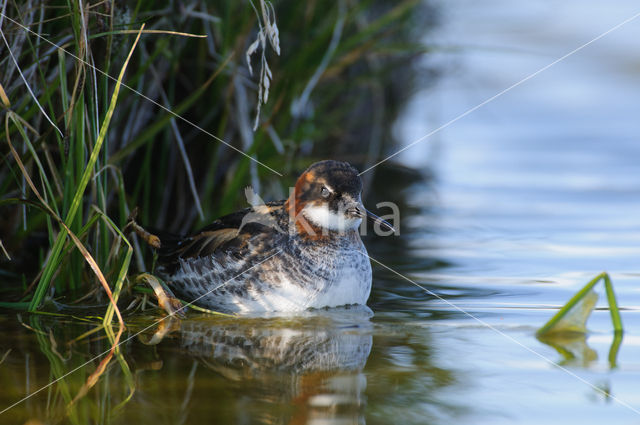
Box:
302;205;362;232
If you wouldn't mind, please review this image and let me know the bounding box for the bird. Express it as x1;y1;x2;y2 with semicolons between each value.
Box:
154;160;394;314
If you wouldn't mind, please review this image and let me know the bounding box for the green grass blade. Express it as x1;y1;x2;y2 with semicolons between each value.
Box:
537;272;624;337
94;209;133;325
603;273;623;334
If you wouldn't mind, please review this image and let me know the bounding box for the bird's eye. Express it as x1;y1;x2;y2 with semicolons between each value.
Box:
321;187;331;198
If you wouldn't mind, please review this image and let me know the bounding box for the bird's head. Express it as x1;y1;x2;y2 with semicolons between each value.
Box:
286;160;394;237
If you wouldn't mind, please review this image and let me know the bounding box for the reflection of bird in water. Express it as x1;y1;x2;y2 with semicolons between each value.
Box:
154;160;394;314
176;307;373;378
159;307;373;425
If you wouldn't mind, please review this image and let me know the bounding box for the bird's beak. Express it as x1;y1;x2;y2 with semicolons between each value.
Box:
365;208;396;233
346;204;396;234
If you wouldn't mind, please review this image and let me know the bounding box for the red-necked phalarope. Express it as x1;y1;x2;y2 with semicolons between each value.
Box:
155;160;394;314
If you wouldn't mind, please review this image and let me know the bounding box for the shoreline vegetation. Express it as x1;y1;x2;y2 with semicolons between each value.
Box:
0;1;433;314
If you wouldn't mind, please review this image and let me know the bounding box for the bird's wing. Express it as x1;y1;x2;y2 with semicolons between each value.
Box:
157;200;286;272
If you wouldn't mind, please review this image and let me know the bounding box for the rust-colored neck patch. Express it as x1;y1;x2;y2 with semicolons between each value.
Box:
284;170;331;240
285;169;313;216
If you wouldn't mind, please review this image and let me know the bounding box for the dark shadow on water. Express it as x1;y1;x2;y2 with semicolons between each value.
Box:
363;164;502;317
